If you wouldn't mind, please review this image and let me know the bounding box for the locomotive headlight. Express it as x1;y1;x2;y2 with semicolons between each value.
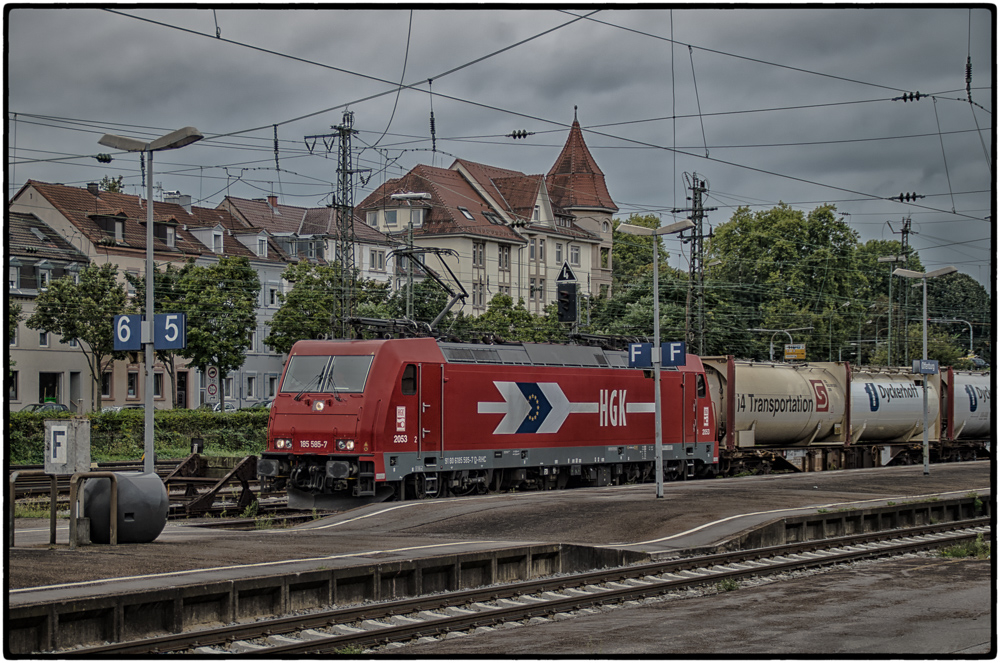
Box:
313;400;325;412
274;438;292;449
336;439;355;451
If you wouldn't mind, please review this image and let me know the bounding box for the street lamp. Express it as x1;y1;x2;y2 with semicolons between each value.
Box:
748;328;814;362
928;317;974;356
617;218;694;498
892;265;958;475
98;127;203;475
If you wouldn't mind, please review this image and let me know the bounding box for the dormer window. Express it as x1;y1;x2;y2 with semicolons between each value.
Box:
212;231;223;254
385;210;397;227
257;238;267;257
410;208;424;227
153;221;177;248
9;264;20;290
532;205;540;221
115;219;125;242
367;211;377;226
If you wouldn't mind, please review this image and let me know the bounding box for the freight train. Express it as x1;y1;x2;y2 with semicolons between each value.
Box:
256;338;991;508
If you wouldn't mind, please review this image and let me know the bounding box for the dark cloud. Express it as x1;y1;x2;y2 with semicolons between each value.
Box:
7;6;993;285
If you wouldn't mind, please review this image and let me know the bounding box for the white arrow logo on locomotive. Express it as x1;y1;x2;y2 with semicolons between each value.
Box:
478;381;655;434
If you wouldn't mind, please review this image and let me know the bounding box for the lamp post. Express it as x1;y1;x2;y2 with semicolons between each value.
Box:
98;128;203;475
892;266;958;475
748;328;814;362
928;317;974;356
617;219;694;498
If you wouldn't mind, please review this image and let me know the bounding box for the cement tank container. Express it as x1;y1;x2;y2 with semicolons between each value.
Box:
945;370;991;439
850;370;940;442
702;357;849;448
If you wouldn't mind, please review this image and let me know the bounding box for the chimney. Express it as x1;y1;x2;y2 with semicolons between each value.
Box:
87;183;100;197
164;191;193;213
267;195;278;209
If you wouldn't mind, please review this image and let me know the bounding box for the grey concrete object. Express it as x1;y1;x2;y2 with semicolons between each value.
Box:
84;472;168;544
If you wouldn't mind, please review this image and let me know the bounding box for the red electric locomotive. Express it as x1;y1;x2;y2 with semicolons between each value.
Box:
257;337;718;509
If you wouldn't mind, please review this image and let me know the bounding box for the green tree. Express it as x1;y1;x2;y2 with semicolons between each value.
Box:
25;263;128;411
455;294;567;343
177;257;260;410
386;278;450;324
265;261;343;355
99;174;125;193
9;301;23;373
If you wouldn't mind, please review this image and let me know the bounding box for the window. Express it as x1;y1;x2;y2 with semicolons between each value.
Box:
696;374;707;398
603;221;610;233
102;372;112;399
9;323;16;346
224;377;234;398
127;371;139;398
472;242;485;268
154;373;164;398
38;270;51;290
539;240;546;262
367;211;377;226
9;371;18;401
212;231;223;254
268;375;278;398
166;225;176;248
8;265;19;289
39;331;49;347
537;279;545;301
529;239;535;260
269;286;280;306
371;249;386;272
410;208;424;227
570;245;580;266
533;205;540;221
257;238;267;257
499;245;510;271
66;337;78;348
530;278;536;299
555;243;563;264
115;219;124;242
458;207;474;220
401;364;417;395
246;375;256;400
385;210;397;227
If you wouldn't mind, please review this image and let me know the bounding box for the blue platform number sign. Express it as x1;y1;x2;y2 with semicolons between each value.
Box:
155;313;187;350
628;343;652;368
661;341;687;367
114;314;142;351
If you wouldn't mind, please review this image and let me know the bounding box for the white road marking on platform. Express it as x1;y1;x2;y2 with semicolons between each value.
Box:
613;488;991;548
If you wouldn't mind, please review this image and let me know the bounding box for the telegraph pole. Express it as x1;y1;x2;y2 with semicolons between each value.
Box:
672;173;716;355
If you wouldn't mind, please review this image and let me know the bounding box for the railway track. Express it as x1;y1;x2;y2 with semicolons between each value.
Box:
65;519;989;656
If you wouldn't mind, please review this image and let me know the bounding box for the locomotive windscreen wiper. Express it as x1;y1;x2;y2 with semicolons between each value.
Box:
294;358;332;401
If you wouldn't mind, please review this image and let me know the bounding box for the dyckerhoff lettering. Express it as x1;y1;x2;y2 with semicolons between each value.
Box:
736;393;814;416
876;383;920;403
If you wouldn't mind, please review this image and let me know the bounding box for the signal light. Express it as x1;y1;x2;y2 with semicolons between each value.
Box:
557;282;577;323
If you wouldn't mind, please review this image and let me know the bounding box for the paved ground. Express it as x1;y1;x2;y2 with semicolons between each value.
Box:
8;462;991;590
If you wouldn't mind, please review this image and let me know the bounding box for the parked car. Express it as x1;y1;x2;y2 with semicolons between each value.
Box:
120;403;145;410
212;402;237;413
241;400;273;410
21;402;69;413
101;406;122;413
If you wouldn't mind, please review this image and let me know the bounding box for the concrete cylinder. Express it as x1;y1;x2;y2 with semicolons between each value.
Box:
84;472;168;544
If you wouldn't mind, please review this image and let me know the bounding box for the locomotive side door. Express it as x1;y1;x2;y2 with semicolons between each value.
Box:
418;363;444;459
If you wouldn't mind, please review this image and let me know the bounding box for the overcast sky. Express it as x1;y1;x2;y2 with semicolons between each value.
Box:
6;6;994;287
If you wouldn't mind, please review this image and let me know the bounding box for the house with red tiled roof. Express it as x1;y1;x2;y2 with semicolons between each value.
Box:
8;211;93;412
9;181;293;411
218;195;401;285
356;116;616;319
357;164;528;315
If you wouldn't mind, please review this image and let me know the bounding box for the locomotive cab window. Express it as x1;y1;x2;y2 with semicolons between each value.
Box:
280;355;374;394
696;374;706;398
401;364;417;395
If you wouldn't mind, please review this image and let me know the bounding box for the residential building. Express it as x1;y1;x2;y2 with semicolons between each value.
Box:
9;181;290;411
8;211;92;412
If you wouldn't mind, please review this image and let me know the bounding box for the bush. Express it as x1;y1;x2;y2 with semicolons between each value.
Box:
7;409;268;465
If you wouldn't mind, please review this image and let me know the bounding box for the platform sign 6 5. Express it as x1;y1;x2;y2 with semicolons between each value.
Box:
114;313;187;350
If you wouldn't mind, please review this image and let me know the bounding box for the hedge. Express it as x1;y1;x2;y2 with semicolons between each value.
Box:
7;410;268;465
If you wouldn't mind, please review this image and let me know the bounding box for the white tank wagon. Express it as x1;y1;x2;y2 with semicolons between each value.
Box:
701;357;850;449
850;369;941;443
943;369;991;440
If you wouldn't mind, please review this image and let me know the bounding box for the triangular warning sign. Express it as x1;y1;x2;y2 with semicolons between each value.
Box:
556;262;577;282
